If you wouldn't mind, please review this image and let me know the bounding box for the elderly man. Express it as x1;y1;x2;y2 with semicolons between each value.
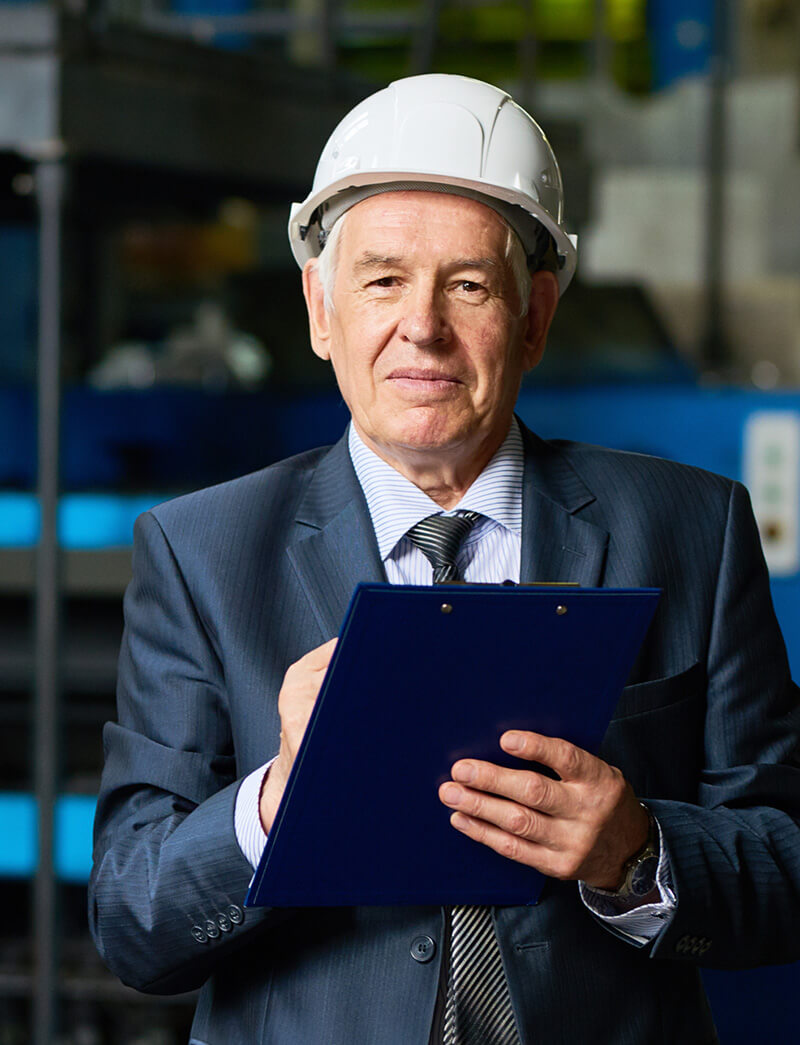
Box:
90;75;800;1044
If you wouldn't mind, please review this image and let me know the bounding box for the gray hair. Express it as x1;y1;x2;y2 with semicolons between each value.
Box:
315;210;537;318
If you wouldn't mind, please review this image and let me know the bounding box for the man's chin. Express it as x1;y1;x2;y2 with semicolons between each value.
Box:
353;405;510;462
365;423;475;462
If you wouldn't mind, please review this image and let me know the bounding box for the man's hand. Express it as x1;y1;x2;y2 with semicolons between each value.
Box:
259;637;337;833
438;730;650;890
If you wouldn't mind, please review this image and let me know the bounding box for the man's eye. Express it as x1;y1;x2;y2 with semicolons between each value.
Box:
370;276;399;288
459;280;486;293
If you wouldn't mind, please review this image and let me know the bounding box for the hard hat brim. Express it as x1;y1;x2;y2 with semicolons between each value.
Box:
288;170;577;296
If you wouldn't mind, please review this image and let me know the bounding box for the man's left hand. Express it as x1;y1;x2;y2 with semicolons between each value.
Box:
438;730;649;890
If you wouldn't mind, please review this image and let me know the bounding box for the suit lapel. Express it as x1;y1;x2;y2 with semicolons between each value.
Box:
287;433;386;638
519;424;609;587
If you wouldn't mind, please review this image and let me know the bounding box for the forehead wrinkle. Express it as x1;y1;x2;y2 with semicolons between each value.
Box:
352;252;404;273
351;252;503;274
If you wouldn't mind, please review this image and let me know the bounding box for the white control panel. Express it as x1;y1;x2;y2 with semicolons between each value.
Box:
743;411;800;576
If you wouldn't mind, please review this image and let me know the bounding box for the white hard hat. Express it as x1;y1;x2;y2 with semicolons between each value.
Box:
288;73;578;294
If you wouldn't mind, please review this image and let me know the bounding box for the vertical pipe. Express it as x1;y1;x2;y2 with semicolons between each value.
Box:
288;0;338;68
411;0;442;75
288;0;323;66
702;0;730;369
593;0;611;87
319;0;338;70
33;157;65;1045
518;0;538;115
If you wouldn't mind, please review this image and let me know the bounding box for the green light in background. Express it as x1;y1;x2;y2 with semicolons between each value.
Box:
533;0;645;42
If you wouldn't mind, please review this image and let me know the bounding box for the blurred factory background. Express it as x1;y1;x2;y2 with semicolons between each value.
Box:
1;0;799;1041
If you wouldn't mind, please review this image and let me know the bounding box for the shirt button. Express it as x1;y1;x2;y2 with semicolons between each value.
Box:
227;904;244;925
217;912;232;933
410;935;436;963
191;925;208;944
205;919;221;940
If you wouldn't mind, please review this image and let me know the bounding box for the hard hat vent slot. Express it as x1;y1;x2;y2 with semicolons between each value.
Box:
397;104;484;179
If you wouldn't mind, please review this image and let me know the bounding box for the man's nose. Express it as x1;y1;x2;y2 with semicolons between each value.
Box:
397;286;449;347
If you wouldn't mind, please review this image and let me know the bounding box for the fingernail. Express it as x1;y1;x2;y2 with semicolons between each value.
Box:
440;783;461;805
504;732;523;751
451;812;469;830
452;762;476;783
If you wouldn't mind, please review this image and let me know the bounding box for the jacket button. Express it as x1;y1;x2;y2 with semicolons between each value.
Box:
227;904;244;925
410;935;436;963
191;925;208;944
675;934;712;957
205;919;221;940
217;911;232;933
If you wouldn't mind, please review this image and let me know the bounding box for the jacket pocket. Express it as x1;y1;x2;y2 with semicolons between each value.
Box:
613;661;705;719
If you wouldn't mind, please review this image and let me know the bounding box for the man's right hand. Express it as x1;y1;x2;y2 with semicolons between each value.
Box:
259;637;338;833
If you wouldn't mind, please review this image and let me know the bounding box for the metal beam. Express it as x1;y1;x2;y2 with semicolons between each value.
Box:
33;156;65;1045
701;0;733;370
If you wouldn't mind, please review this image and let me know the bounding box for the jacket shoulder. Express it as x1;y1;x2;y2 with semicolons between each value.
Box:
545;437;736;499
146;444;333;532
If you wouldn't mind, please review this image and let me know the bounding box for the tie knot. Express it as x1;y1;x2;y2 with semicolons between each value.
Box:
405;511;482;584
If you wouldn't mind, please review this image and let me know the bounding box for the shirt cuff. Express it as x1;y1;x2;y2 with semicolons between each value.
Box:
578;816;677;945
234;758;276;869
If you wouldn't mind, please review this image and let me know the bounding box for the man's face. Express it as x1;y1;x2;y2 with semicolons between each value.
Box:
303;191;556;470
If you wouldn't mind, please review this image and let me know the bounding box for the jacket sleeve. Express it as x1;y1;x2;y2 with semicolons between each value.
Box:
645;480;800;968
88;510;284;995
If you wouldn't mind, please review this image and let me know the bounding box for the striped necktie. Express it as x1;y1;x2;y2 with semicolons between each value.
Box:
404;512;522;1045
405;511;482;584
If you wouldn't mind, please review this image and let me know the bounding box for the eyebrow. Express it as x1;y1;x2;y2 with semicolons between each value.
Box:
453;257;501;271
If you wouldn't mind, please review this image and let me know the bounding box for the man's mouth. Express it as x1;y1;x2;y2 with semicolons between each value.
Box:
387;368;462;385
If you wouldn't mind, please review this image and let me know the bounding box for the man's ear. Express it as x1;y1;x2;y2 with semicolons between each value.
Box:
521;270;559;372
302;259;332;362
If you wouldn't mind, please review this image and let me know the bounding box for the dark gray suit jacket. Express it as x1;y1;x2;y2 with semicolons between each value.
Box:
89;423;800;1044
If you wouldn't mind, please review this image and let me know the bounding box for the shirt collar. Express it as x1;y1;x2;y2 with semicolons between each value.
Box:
348;420;524;561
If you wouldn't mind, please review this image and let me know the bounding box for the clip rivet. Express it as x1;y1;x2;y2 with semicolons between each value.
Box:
441;603;453;614
556;605;568;616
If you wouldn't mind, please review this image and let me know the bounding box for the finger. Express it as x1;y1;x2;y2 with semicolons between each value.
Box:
449;812;569;876
284;640;337;686
439;782;559;848
500;731;593;782
449;759;569;816
303;637;338;669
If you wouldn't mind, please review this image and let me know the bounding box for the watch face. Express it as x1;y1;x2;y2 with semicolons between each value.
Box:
630;855;660;897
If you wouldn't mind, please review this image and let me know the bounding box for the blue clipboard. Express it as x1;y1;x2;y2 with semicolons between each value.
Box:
246;583;660;908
